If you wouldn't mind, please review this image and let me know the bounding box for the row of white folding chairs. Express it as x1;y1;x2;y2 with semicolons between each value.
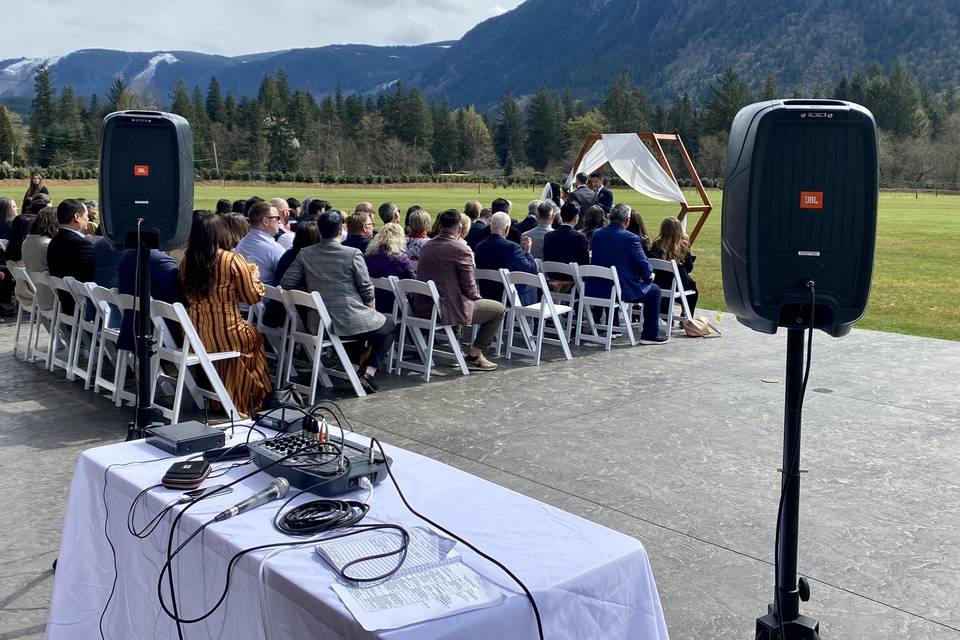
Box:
9;267;242;424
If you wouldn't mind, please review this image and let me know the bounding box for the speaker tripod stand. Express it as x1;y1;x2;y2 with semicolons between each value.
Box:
755;327;821;639
126;226;163;441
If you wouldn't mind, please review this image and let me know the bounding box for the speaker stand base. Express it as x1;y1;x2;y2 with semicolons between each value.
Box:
756;609;821;640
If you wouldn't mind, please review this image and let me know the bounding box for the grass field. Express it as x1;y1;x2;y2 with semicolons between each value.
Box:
3;182;959;341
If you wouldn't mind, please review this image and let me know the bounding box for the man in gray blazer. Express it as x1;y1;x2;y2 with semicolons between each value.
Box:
281;211;395;392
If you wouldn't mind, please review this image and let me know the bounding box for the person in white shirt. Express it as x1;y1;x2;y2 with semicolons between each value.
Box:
235;202;285;285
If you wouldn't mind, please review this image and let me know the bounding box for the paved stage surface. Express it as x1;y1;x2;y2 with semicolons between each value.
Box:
0;311;957;640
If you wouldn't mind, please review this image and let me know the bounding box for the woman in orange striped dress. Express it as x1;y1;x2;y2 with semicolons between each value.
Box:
180;212;271;417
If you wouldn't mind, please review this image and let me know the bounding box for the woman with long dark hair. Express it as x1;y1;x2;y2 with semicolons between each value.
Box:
4;214;36;308
180;212;271;417
649;217;698;315
21;207;58;311
22;174;49;213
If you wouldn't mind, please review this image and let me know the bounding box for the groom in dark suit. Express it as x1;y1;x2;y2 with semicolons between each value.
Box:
47;199;94;315
589;172;614;213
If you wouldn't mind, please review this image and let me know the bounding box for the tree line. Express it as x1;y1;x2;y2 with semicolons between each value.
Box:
1;59;959;188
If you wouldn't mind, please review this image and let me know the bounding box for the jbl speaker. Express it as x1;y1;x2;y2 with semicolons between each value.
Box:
99;110;194;250
721;99;878;338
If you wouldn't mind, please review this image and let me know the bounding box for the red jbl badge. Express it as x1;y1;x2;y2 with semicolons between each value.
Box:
800;191;823;209
134;165;150;177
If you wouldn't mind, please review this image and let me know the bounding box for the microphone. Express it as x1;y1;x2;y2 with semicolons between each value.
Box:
214;477;289;522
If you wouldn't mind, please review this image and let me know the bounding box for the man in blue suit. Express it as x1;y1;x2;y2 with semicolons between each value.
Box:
587;204;665;344
475;212;538;305
590;172;614;213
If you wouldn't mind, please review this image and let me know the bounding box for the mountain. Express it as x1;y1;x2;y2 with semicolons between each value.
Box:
2;0;960;107
0;43;452;102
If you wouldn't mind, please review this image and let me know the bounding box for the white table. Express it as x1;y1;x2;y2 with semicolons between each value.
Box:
45;429;670;640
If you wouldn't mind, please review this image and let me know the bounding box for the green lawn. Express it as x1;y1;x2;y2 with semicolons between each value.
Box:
3;183;958;341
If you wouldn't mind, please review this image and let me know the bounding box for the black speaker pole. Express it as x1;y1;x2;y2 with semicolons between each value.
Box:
126;229;162;441
756;328;820;639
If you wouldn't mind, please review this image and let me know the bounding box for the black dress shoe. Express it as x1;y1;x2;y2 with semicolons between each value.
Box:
359;372;379;393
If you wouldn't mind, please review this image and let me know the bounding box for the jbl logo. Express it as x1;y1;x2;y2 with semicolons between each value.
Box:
800;191;823;209
134;164;150;177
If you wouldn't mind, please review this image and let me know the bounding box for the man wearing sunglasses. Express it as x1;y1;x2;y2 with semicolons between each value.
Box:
236;202;285;285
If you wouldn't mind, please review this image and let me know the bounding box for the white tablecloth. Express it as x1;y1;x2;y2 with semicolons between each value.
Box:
45;429;670;640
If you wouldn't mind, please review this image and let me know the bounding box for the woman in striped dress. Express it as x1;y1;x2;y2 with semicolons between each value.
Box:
180;212;271;417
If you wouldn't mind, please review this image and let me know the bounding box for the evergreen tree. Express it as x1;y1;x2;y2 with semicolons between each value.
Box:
668;92;700;152
83;94;104;161
703;67;753;134
457;107;495;170
342;94;366;138
760;72;778;101
205;76;225;123
275;69;292;109
106;76;136;111
52;86;85;161
525;86;560;171
169;78;193;120
494;94;525;168
223;93;238;128
600;70;649;133
883;59;925;138
430;101;460;172
257;75;282;117
0;106;16;165
191;86;210;162
27;64;56;165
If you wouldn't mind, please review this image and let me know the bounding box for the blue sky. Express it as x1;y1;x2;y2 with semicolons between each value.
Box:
1;0;525;59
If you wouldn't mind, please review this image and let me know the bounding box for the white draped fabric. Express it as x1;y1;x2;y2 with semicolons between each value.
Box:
567;134;687;205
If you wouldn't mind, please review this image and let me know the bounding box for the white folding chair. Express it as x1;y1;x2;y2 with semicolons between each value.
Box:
90;286;125;401
149;300;242;423
502;270;573;364
254;285;291;386
47;276;81;378
371;277;401;374
7;266;36;360
539;261;583;340
394;279;469;382
26;271;57;364
280;289;366;402
574;265;637;350
649;257;694;331
64;277;102;389
472;269;508;357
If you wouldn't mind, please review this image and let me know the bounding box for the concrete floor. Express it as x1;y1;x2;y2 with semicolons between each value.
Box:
0;310;957;640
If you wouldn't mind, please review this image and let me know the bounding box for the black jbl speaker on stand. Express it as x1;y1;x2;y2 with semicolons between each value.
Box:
99;111;193;438
721;100;879;639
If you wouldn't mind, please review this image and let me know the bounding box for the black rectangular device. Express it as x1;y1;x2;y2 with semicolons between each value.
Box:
145;421;225;456
721;99;878;337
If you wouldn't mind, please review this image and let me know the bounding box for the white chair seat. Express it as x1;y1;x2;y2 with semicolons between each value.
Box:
502;269;573;365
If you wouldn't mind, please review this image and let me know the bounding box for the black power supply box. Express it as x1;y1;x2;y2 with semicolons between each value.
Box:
145;421;225;456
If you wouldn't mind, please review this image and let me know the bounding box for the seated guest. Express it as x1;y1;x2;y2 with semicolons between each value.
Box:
627;209;651;254
582;205;607;250
378;202;400;226
180;213;271;416
231;199;247;214
215;198;232;215
29;193;52;215
464;200;482;231
648;217;698;316
281;211;395;393
342;210;374;253
465;206;491;250
469;198;521;248
269;198;295;249
521;201;557;259
222;212;250;249
403;204;424;231
588;204;664;344
3;213;35;312
47;199;94;315
262;221;322;328
21;208;58;311
305;199;333;221
365;222;415;314
286;197;302;224
416;209;505;371
589;172;613;213
459;213;472;241
405;209;432;262
514;199;540;234
274;221;322;286
235;202;285;285
475;212;538;305
542;201;589;283
117;247;182;352
92;236;124;290
82;199;100;235
0;196;17;242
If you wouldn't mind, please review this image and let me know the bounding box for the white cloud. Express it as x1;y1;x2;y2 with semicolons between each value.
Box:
0;0;526;58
